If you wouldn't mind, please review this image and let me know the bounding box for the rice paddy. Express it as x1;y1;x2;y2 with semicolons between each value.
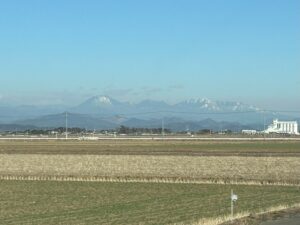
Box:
0;181;299;225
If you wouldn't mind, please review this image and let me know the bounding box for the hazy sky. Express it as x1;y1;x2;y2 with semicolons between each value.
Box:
0;0;299;109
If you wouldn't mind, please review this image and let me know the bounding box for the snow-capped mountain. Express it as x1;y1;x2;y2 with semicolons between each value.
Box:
174;98;260;112
77;96;121;107
71;96;131;114
215;101;260;112
89;96;113;106
65;96;274;123
72;96;261;119
175;98;221;111
0;96;294;127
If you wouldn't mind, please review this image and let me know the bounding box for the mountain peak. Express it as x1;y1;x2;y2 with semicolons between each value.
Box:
180;98;220;111
90;96;112;106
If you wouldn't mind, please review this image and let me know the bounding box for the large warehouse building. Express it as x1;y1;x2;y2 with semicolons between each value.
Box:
264;119;299;135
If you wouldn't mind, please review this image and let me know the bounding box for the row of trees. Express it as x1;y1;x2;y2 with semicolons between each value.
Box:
23;127;90;135
117;125;171;134
9;126;232;135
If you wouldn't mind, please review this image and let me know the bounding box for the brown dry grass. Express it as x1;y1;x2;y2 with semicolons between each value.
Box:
0;154;299;184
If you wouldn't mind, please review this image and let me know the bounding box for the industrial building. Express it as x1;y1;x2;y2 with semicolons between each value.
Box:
264;119;299;135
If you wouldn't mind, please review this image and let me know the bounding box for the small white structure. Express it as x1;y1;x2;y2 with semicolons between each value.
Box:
242;130;257;135
264;119;299;135
78;136;99;141
231;194;238;202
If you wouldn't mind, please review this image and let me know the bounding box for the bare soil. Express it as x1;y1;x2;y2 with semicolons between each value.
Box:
0;140;299;156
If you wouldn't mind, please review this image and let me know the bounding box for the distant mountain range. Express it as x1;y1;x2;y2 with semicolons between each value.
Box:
0;95;298;131
70;96;262;115
7;113;261;132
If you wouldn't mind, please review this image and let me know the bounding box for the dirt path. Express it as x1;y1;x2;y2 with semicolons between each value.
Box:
259;213;300;225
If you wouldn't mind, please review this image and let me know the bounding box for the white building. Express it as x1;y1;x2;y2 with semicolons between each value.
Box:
242;130;257;135
264;119;299;135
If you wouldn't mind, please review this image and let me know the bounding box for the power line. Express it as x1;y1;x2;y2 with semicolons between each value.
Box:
65;112;68;140
114;109;300;118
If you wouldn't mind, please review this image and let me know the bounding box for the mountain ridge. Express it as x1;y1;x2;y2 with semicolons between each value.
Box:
0;95;296;126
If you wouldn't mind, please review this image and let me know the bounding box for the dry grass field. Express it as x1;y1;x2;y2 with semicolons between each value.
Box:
0;154;300;184
0;181;299;225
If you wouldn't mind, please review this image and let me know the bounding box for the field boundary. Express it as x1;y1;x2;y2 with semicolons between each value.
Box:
1;175;300;187
1;137;300;141
187;203;300;225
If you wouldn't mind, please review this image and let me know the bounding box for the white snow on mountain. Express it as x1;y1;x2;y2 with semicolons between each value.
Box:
179;98;219;111
177;98;261;112
93;96;112;105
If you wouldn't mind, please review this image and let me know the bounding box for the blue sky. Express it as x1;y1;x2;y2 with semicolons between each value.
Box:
0;0;299;109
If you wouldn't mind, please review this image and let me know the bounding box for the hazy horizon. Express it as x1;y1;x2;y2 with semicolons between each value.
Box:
1;1;299;110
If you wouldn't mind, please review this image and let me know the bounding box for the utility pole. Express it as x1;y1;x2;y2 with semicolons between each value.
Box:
162;118;164;137
65;112;68;140
263;110;266;138
263;110;266;130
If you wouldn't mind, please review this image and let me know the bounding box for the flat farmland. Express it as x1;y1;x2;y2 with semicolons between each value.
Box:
0;140;299;224
0;181;299;225
0;140;300;156
0;140;299;184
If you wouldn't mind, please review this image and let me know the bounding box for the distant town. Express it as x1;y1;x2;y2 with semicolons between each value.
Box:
1;119;298;140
